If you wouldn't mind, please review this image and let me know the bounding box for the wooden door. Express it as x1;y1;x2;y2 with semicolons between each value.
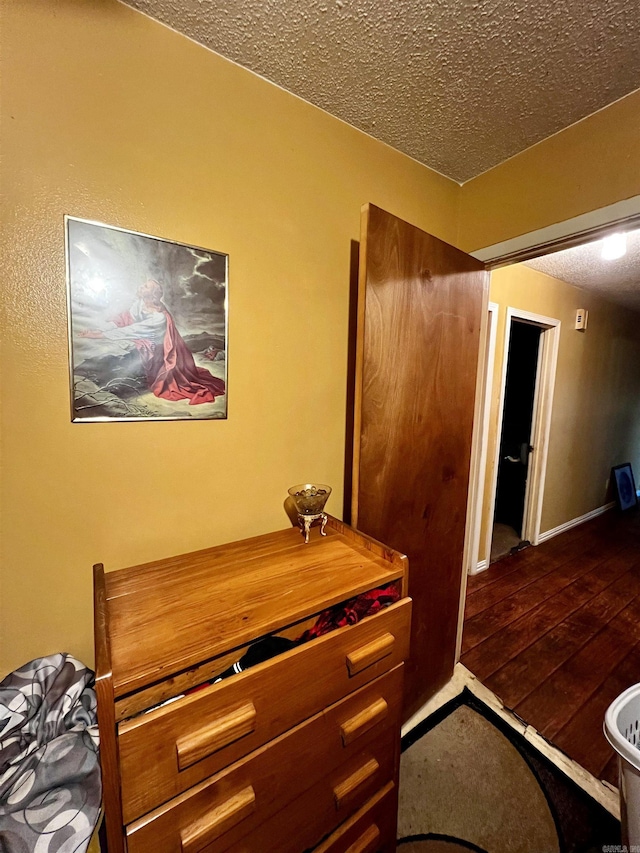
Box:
352;204;488;720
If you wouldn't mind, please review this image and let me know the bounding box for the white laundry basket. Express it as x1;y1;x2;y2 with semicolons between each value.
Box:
604;683;640;846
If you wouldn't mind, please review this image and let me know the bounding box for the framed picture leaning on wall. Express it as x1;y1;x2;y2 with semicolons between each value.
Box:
65;217;228;422
612;463;638;511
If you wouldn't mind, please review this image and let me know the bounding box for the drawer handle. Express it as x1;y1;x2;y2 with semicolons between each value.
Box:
345;824;381;853
333;758;379;810
176;702;257;770
339;698;389;746
346;633;395;676
180;785;256;853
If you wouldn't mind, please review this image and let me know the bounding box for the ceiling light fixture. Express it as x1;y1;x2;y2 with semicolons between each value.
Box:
601;232;627;261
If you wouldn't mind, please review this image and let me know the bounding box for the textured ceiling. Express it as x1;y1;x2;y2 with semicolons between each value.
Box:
525;228;640;313
121;0;640;182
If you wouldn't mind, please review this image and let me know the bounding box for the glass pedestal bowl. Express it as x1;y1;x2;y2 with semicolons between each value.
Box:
288;484;332;543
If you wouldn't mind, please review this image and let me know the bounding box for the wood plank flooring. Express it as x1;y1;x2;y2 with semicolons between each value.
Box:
461;508;640;787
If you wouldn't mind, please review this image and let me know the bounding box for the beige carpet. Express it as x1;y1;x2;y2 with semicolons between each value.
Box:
490;523;521;563
398;690;620;852
398;705;559;853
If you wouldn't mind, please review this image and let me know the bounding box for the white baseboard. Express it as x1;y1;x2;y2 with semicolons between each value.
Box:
537;502;615;544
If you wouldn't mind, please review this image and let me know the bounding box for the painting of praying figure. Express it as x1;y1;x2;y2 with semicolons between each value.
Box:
65;217;228;421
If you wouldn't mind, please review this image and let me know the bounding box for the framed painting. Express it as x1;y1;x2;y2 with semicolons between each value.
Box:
65;217;228;421
612;463;638;511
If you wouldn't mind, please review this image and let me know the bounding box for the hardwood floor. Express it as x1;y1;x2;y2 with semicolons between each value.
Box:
461;508;640;787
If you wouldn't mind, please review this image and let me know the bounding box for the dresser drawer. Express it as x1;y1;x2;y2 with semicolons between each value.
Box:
119;598;411;822
314;782;398;853
225;782;397;853
125;666;403;853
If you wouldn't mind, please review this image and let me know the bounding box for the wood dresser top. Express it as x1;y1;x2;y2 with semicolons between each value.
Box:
103;524;405;697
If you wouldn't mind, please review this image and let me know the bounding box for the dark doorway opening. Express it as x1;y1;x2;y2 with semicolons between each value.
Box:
491;320;543;563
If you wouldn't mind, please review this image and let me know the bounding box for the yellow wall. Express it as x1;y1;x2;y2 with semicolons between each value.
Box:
1;0;459;673
458;88;640;253
478;265;640;563
3;0;640;675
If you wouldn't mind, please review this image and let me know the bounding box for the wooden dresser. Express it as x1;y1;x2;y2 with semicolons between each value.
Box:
94;516;411;853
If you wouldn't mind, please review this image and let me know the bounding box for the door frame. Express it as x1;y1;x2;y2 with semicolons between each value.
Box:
485;307;561;559
465;302;499;576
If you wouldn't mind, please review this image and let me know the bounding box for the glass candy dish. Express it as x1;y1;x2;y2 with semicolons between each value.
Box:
288;483;332;543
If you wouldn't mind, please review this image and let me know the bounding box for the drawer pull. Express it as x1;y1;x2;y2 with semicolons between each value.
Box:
180;785;256;853
345;824;381;853
176;703;257;770
333;758;379;810
339;698;389;746
346;633;395;676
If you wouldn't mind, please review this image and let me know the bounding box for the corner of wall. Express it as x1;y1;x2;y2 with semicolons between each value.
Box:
457;88;640;254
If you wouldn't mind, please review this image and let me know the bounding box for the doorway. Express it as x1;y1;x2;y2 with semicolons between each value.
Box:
492;319;542;560
484;308;561;566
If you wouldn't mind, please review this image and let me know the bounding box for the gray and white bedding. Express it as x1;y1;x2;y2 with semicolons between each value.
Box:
0;654;101;853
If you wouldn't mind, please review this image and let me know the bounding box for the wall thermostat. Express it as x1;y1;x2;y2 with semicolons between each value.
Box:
575;309;588;330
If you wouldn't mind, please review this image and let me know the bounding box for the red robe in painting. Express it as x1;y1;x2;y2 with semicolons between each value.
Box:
114;309;225;405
